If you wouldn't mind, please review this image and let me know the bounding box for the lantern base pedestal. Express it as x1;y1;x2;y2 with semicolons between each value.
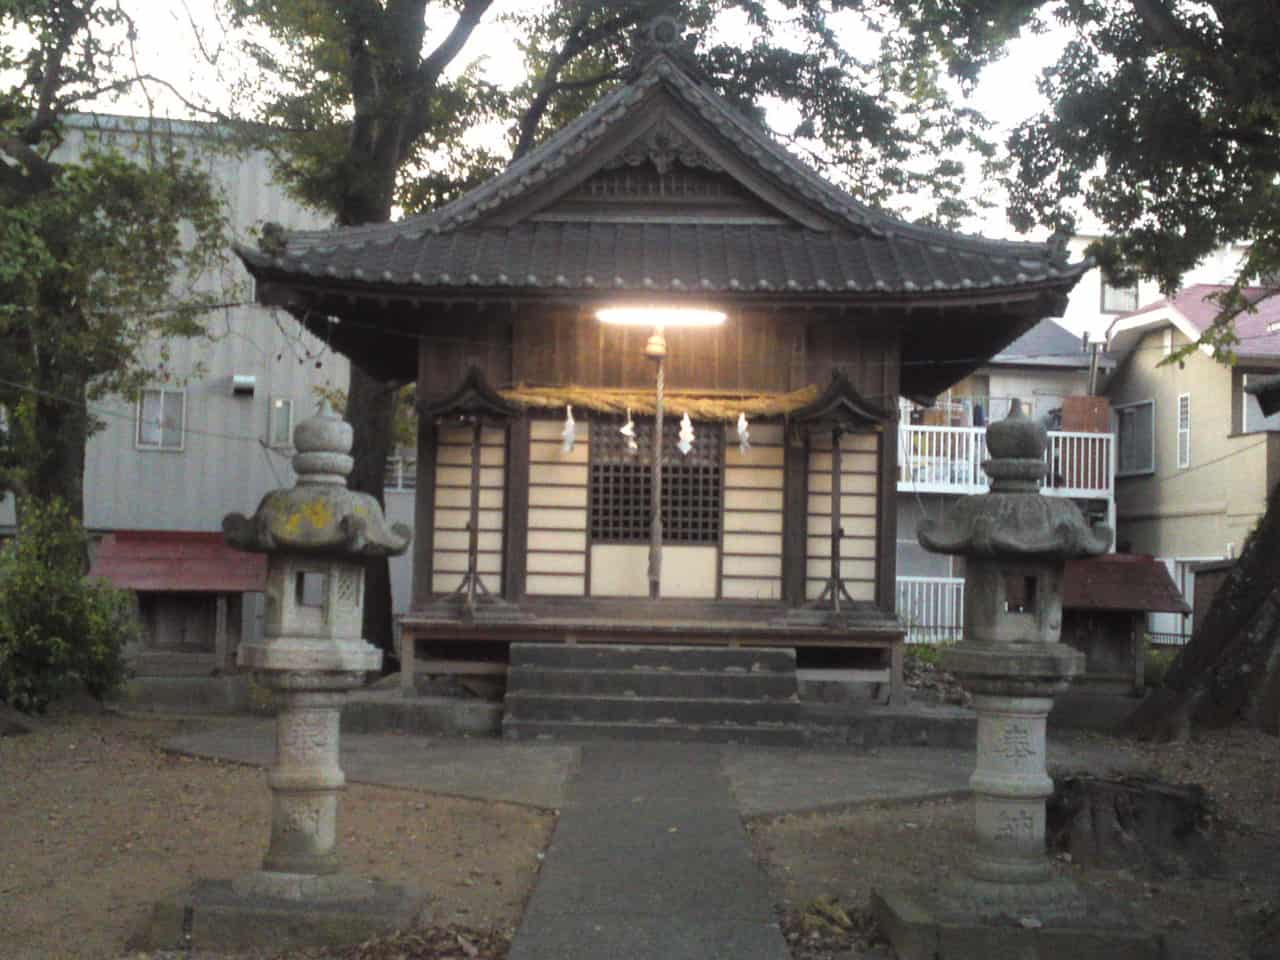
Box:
142;875;428;953
871;880;1162;960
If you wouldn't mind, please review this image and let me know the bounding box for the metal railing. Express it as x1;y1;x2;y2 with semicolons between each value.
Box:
384;456;417;492
898;424;1113;498
896;576;965;645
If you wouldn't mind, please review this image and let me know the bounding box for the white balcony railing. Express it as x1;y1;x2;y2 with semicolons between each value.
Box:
898;425;1113;498
896;576;965;645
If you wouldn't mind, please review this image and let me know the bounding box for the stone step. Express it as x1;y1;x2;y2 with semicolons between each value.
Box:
506;665;798;701
508;643;796;674
504;692;800;727
801;704;976;748
502;718;806;747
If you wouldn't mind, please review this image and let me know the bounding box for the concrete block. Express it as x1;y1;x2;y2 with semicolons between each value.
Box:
117;675;251;713
142;877;427;953
872;886;1164;960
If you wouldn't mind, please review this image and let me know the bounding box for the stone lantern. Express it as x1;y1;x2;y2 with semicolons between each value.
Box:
874;404;1158;957
146;401;419;951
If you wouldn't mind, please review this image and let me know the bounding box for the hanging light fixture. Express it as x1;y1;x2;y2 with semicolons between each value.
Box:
596;306;726;327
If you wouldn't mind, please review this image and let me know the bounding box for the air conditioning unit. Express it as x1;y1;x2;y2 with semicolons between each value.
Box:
231;375;257;396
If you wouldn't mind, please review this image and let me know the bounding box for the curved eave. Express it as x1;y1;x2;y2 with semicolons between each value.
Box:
236;241;1089;307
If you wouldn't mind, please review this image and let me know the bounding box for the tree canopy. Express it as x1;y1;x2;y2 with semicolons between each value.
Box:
217;0;1010;226
0;0;226;520
994;0;1279;348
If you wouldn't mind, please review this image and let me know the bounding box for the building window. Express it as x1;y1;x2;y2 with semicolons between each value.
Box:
137;388;185;451
1101;278;1139;314
1115;400;1155;476
588;416;721;544
1240;373;1280;433
1177;393;1191;469
269;396;293;447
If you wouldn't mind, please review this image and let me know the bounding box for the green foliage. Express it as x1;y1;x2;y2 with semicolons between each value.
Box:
1144;644;1179;689
0;1;228;513
905;640;956;667
0;500;137;714
993;0;1280;344
503;0;1003;225
214;0;1005;227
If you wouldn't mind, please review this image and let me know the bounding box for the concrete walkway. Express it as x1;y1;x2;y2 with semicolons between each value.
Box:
509;742;788;960
166;721;1144;960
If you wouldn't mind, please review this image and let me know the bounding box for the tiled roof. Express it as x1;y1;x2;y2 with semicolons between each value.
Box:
237;53;1085;300
240;221;1079;296
1063;554;1189;614
991;318;1108;369
1112;284;1280;359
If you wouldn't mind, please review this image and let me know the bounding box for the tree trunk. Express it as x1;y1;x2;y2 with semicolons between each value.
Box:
1046;775;1216;873
16;372;91;570
346;362;398;665
1126;482;1280;740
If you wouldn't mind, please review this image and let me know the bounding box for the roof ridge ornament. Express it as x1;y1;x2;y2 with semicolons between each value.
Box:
629;16;707;83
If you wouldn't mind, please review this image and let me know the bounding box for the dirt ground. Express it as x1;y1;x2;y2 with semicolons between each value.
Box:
7;707;1280;960
0;710;554;960
751;727;1280;960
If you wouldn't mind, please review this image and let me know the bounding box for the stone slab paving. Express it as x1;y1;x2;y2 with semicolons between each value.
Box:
508;741;789;960
722;736;1142;818
167;720;1142;817
167;719;578;810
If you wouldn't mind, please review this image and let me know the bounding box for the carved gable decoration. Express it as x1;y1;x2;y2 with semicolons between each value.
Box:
606;121;720;174
533;114;793;222
542;160;779;221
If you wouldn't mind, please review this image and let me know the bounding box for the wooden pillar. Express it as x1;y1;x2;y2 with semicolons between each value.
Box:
830;427;843;613
782;424;809;607
875;428;898;611
504;415;530;603
214;593;229;673
410;419;437;611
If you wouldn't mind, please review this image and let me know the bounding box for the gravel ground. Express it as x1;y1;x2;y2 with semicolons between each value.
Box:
0;710;554;960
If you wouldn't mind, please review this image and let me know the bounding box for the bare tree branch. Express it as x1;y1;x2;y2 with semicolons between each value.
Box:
403;0;495;148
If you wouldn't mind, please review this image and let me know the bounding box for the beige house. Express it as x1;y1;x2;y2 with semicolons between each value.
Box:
1104;284;1280;640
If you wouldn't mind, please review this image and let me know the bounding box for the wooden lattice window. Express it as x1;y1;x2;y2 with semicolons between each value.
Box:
589;416;722;544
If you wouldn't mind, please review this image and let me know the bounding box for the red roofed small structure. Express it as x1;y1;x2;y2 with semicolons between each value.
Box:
1064;553;1190;615
90;530;267;694
91;530;267;594
1061;554;1188;693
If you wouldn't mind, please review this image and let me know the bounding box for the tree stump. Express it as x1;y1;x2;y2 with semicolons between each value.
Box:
1047;775;1218;875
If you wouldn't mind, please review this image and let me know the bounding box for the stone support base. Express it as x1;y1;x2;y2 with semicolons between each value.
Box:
871;884;1162;960
142;876;428;952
